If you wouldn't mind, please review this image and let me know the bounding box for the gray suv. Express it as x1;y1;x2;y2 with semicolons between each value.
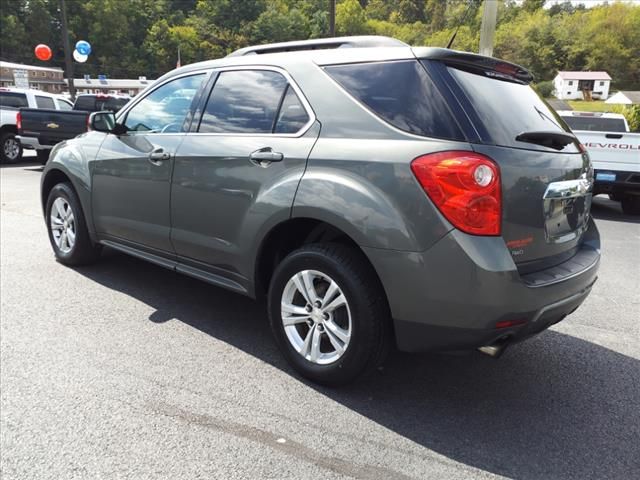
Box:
41;36;600;385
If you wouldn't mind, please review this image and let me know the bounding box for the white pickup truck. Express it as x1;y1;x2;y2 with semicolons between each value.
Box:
0;88;73;163
558;111;640;215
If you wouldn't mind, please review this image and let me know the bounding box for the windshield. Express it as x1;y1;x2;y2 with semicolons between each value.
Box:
560;115;627;132
446;65;579;153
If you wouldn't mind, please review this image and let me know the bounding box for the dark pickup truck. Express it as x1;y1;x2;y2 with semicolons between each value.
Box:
17;94;130;163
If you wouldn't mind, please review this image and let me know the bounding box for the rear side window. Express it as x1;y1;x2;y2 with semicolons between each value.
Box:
560;115;627;132
35;95;55;109
274;86;310;134
199;70;288;134
325;60;463;140
57;99;73;110
0;92;28;108
447;66;578;152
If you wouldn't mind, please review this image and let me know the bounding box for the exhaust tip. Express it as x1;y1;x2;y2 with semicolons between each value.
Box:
478;337;510;358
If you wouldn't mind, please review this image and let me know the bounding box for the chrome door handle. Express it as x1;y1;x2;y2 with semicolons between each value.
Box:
249;147;283;167
148;148;171;165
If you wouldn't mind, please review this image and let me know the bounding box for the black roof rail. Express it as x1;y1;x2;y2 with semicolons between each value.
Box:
227;36;408;57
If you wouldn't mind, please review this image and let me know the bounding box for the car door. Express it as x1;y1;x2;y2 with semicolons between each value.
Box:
91;72;207;253
171;67;319;286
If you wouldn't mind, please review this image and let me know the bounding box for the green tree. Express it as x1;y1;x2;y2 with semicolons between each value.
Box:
336;0;370;35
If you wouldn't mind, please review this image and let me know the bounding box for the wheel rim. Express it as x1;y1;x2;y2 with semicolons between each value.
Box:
281;270;352;365
50;197;76;254
3;138;20;160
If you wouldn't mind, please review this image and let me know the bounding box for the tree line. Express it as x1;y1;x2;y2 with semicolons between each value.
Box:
1;0;638;91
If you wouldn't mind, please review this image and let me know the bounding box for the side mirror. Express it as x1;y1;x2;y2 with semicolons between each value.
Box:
88;111;117;133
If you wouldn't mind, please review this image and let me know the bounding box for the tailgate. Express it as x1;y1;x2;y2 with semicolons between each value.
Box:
19;108;88;145
473;144;592;270
575;131;640;172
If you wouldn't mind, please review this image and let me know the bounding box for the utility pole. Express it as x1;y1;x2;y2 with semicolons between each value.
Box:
329;0;335;37
479;0;498;57
59;0;75;99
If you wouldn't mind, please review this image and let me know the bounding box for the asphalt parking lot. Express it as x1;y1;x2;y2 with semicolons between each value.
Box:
1;157;639;480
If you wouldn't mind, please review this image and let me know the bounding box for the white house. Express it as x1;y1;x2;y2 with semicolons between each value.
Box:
605;91;640;105
553;71;611;100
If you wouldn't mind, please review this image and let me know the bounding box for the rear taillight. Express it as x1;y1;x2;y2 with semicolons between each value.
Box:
411;151;501;236
16;111;22;131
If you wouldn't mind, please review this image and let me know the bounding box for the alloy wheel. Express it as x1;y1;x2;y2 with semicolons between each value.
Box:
281;269;352;365
50;197;76;254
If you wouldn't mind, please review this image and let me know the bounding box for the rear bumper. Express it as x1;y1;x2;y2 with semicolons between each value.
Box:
363;218;600;353
593;169;640;196
16;135;52;150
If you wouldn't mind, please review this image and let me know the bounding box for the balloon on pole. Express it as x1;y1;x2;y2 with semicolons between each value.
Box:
73;50;88;63
75;40;91;56
34;44;52;61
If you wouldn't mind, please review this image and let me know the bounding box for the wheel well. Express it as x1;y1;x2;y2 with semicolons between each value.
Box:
0;125;18;136
41;169;72;210
255;218;375;299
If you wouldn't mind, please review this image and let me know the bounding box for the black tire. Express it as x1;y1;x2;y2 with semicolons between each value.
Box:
45;182;101;265
268;243;390;386
36;149;50;165
0;131;23;164
621;196;640;216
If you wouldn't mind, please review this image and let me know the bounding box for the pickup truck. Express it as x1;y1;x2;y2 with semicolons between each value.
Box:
558;111;640;215
17;93;130;164
0;88;73;163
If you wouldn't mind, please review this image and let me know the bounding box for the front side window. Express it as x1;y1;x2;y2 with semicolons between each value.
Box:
124;74;205;133
199;70;289;134
35;95;55;109
325;60;464;140
57;99;73;110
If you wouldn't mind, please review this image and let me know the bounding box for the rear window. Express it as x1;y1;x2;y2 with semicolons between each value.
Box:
35;95;55;109
560;115;627;133
447;66;579;152
0;92;28;109
73;96;128;112
325;60;464;140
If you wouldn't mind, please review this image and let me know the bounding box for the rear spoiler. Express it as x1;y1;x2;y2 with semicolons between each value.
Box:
413;47;533;84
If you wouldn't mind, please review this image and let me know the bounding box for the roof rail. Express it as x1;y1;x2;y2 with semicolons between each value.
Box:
227;36;408;57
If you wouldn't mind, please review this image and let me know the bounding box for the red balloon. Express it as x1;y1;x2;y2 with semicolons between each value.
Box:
35;44;52;61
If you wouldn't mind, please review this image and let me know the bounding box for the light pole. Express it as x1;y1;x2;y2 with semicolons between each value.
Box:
479;0;498;57
59;0;76;99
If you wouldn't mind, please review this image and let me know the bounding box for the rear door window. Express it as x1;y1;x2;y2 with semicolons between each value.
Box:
560;115;627;132
324;60;464;140
198;70;289;134
35;95;55;109
0;92;28;108
274;86;310;134
446;66;579;152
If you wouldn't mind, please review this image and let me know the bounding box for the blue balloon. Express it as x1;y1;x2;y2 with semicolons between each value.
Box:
75;40;91;56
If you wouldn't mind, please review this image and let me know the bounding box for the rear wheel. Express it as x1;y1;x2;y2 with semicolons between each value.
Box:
621;196;640;216
45;183;101;265
268;243;389;386
1;132;22;164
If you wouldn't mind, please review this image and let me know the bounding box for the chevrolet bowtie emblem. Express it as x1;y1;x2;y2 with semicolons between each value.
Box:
46;122;60;129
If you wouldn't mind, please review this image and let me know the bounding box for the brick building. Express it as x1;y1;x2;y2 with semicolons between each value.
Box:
0;61;66;93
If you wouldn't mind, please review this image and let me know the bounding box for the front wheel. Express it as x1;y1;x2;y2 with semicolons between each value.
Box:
45;183;101;265
268;243;390;386
621;196;640;216
0;132;23;163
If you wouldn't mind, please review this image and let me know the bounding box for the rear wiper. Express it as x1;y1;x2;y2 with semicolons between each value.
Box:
515;131;577;151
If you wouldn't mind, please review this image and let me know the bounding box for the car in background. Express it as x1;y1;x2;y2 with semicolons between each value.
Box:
0;88;73;163
558;111;640;215
17;93;131;164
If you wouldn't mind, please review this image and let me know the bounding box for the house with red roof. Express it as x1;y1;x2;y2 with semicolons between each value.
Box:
553;71;611;100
